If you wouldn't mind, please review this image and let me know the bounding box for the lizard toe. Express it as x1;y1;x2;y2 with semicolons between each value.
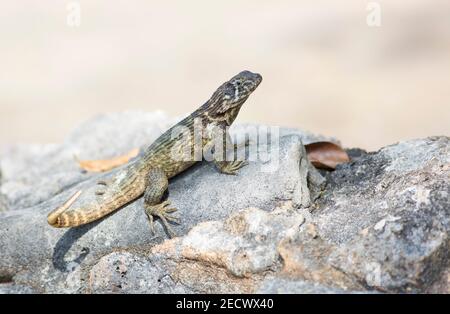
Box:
144;201;179;238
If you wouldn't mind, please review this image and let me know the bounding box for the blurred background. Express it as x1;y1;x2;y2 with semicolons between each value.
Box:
0;0;449;150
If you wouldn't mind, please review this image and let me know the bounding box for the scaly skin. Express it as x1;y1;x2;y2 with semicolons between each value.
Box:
47;70;262;237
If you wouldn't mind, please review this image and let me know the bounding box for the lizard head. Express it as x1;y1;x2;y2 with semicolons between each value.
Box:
208;70;262;121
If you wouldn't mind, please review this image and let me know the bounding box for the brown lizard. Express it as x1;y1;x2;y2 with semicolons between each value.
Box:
47;70;262;237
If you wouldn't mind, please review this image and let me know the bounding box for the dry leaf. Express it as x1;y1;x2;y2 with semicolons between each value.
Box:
305;141;350;170
76;148;140;172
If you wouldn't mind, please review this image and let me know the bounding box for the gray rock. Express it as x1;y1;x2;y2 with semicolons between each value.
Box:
257;278;348;294
87;206;308;293
0;283;37;294
0;111;325;293
0;112;448;294
88;251;193;294
315;136;450;292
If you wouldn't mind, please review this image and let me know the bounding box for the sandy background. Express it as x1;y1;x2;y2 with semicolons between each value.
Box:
1;1;449;150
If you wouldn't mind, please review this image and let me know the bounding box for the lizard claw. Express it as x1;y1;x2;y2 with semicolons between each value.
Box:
220;160;248;175
145;200;180;238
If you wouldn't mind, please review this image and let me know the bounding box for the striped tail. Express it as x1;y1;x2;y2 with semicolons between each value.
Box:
47;184;144;228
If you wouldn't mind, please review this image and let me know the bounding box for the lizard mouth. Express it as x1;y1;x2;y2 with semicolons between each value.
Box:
241;71;262;92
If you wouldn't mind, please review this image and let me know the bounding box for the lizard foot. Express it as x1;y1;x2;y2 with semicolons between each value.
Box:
219;160;248;175
145;200;180;238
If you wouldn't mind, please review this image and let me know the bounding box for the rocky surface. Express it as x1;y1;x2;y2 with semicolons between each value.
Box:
0;111;448;294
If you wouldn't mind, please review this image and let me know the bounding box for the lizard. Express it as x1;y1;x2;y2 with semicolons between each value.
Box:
47;70;262;237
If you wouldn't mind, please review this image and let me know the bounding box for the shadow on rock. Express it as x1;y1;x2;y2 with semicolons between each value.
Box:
52;220;101;272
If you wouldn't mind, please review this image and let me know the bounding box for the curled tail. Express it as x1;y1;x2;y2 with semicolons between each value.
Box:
48;161;147;228
47;182;144;228
47;190;83;227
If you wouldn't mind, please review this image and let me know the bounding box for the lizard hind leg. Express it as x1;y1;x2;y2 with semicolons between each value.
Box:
143;167;180;238
145;200;180;238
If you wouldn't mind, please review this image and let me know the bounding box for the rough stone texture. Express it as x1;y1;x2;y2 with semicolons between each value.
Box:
257;278;348;294
0;111;326;293
0;111;448;294
88;251;193;294
0;283;37;294
87;206;312;293
314;137;450;293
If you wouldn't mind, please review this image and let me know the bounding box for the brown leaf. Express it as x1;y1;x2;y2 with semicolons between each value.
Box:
305;141;350;170
76;148;140;172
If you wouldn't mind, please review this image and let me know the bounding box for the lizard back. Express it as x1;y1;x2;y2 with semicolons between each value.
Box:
47;70;262;228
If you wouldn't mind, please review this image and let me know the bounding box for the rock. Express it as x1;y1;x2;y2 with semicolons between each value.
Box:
427;266;450;293
0;112;448;294
88;206;309;293
0;111;325;293
315;136;450;292
88;251;193;294
276;223;362;291
0;283;37;294
257;278;349;294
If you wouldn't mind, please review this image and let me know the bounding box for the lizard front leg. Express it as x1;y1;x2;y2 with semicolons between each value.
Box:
206;128;248;175
143;167;179;238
